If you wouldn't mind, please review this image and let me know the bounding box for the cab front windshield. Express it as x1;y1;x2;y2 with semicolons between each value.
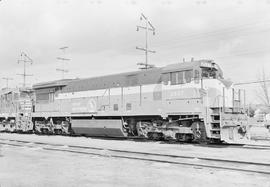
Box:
201;67;219;79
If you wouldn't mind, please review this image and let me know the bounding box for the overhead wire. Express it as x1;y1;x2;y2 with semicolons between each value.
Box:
235;80;270;86
120;18;270;56
153;20;270;46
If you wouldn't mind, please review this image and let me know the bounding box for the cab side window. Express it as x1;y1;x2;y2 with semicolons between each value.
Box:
171;70;193;85
178;71;184;84
161;73;170;85
194;70;200;83
171;72;178;85
185;70;192;83
163;69;194;85
194;70;200;79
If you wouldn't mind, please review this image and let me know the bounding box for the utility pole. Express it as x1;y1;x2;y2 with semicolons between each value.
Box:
56;46;70;79
2;77;13;88
17;52;33;88
136;13;156;70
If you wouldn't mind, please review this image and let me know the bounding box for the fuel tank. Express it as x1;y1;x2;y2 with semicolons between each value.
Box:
71;119;128;137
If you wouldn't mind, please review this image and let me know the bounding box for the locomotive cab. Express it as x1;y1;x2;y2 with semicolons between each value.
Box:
197;61;248;143
152;60;248;143
200;61;223;79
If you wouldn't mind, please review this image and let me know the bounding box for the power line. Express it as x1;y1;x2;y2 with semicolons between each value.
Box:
215;48;270;59
133;15;270;49
154;20;270;46
153;14;270;37
150;27;270;51
106;18;270;55
121;26;270;56
65;17;269;57
136;13;156;70
130;17;270;51
235;80;270;86
56;68;69;78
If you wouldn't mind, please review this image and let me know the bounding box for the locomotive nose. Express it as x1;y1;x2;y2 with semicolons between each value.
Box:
219;79;233;88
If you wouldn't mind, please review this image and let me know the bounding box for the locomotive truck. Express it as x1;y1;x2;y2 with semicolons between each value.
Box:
0;60;249;143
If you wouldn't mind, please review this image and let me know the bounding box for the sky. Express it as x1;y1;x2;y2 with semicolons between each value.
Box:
0;0;270;104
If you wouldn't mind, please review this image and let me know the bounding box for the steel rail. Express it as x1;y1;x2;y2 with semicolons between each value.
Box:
1;136;270;150
2;138;270;166
0;139;270;175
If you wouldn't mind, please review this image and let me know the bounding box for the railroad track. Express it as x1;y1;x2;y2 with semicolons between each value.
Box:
1;132;270;150
0;138;270;175
190;142;270;150
70;134;270;150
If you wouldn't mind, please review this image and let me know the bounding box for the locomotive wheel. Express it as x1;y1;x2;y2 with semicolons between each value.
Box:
54;129;62;135
191;121;207;143
136;121;153;138
152;132;160;140
41;128;49;134
175;134;194;142
147;132;164;141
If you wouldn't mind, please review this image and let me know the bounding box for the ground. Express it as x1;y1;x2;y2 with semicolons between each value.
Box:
0;134;270;187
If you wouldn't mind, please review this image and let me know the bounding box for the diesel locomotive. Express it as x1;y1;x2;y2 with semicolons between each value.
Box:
0;60;249;143
0;87;33;132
